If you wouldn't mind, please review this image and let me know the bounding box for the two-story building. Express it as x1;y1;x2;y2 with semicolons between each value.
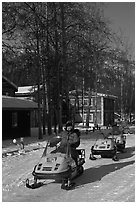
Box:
69;90;117;127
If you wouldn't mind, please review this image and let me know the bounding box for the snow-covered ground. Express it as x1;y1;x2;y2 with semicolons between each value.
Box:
2;133;135;202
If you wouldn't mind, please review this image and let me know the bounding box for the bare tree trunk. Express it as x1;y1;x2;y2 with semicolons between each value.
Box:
59;2;67;132
37;81;42;139
42;77;46;135
41;31;47;135
46;4;52;135
94;51;98;128
53;109;57;134
57;59;62;133
36;44;42;139
47;85;52;135
86;88;91;127
35;9;42;139
53;3;61;133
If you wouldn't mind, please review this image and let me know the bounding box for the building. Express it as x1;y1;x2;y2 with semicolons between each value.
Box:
15;86;117;127
2;96;39;140
69;90;117;127
2;75;39;140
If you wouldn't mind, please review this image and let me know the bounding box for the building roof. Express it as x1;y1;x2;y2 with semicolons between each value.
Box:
15;85;43;96
69;90;117;99
2;96;39;110
96;92;118;99
16;86;37;94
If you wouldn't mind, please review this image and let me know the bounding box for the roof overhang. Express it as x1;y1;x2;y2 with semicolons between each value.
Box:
2;96;39;110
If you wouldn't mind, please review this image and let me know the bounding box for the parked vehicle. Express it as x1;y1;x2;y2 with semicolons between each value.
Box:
89;136;118;161
26;135;85;190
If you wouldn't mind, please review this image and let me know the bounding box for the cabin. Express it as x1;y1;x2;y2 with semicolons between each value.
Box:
2;75;39;140
2;96;39;140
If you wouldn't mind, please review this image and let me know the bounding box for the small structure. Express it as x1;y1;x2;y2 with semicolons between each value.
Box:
2;96;39;140
2;75;39;140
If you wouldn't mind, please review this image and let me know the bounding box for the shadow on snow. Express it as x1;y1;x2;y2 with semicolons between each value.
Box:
117;146;135;160
74;159;135;189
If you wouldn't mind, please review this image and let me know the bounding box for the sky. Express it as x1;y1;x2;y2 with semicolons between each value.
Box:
103;2;135;58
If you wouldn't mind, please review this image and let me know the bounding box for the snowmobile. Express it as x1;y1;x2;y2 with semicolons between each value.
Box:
89;131;118;161
26;135;85;190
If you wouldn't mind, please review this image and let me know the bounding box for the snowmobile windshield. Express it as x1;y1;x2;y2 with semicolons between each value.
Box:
42;136;68;157
49;136;62;147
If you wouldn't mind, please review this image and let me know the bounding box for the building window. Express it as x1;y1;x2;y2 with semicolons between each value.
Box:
90;98;93;106
84;99;89;106
78;99;82;106
83;114;87;121
89;113;94;122
12;112;18;127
